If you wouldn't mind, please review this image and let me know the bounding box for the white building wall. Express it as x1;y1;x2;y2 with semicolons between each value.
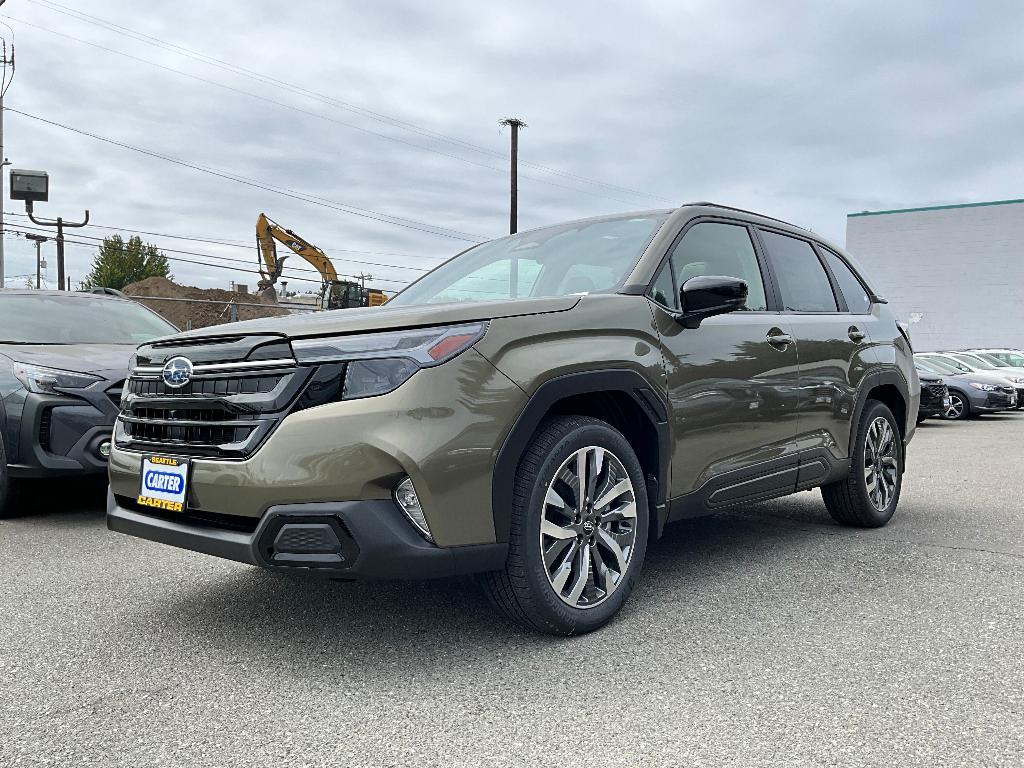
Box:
845;200;1024;352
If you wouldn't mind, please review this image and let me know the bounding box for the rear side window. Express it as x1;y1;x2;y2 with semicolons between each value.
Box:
759;230;838;312
819;246;871;313
669;222;768;311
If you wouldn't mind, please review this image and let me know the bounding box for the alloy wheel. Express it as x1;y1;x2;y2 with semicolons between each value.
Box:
863;416;899;511
539;446;637;609
945;394;965;419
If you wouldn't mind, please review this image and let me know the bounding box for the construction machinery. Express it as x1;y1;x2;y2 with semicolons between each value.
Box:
255;213;387;309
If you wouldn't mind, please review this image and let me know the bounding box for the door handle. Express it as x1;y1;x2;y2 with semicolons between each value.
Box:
848;326;866;343
766;329;793;350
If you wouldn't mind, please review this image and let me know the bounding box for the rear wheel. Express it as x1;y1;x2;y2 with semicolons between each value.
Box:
822;400;902;528
481;415;649;636
944;390;969;420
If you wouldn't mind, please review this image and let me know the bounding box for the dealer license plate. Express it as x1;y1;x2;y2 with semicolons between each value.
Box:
138;456;189;513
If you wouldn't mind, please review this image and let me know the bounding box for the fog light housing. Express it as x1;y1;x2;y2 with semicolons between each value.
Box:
394;476;433;542
98;440;111;458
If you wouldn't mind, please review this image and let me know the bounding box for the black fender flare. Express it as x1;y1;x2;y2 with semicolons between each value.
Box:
491;369;670;543
848;368;912;458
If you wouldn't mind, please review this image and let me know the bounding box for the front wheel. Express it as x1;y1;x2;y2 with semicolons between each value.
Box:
945;390;970;420
480;415;649;636
822;401;902;528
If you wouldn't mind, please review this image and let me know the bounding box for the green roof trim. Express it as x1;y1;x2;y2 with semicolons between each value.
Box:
848;198;1024;218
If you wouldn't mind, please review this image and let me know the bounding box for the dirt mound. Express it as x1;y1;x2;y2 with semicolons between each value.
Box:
123;277;289;330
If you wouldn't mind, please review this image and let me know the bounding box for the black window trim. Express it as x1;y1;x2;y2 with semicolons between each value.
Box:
644;214;780;314
753;225;844;315
812;242;877;315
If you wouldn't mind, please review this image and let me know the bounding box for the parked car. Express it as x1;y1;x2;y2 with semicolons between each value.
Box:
106;203;918;635
916;372;949;423
0;290;178;517
935;352;1021;409
962;350;1024;407
914;354;1014;419
971;348;1024;368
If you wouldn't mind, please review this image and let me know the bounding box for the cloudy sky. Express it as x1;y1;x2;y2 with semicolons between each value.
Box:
1;0;1021;292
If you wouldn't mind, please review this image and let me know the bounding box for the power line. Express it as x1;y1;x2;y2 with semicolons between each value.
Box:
5;107;486;243
6;11;661;207
22;0;671;203
4;211;436;272
5;222;414;286
8;226;412;290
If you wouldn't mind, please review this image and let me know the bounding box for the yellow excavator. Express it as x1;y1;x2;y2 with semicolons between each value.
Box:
255;213;386;309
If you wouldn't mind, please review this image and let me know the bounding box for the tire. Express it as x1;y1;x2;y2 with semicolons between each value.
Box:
821;400;902;528
945;390;970;420
480;415;649;636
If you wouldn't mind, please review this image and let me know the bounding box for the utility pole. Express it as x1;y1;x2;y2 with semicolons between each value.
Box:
25;232;46;288
0;28;15;288
499;118;526;234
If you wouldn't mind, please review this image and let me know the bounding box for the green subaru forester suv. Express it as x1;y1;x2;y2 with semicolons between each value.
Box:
108;203;918;635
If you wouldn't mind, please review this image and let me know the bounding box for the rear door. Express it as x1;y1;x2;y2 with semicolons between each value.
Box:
756;229;875;463
647;219;801;512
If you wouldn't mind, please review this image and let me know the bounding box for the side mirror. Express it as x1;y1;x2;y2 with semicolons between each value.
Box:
679;275;748;329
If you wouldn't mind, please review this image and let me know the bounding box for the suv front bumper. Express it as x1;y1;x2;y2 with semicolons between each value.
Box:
107;348;527;548
6;390;118;479
107;490;507;579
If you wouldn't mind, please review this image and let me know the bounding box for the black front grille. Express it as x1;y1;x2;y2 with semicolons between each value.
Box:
126;374;285;398
122;418;255;448
116;362;312;459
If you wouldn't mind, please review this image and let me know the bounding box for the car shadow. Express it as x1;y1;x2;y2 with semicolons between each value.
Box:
138;500;842;678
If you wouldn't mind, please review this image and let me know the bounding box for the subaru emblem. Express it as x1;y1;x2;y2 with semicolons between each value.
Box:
162;356;194;389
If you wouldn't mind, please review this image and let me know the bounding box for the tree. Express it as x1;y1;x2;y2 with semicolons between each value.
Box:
80;235;172;291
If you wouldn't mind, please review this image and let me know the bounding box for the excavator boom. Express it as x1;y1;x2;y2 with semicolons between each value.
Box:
255;213;386;309
257;213;338;287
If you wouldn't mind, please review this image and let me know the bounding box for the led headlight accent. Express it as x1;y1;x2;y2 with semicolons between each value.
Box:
969;382;997;391
292;322;485;365
394;476;433;542
292;322;486;400
14;364;101;395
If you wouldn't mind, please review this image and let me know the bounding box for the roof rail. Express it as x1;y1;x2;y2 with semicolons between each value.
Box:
682;201;796;228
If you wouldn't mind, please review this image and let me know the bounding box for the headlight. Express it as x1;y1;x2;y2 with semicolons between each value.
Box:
291;322;486;400
13;364;102;395
1006;376;1024;384
969;382;997;391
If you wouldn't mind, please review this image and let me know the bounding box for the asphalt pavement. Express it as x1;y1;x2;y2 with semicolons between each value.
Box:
1;415;1022;767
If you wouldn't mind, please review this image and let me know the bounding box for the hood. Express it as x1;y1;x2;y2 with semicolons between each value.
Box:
0;343;135;380
945;370;1016;387
164;295;581;342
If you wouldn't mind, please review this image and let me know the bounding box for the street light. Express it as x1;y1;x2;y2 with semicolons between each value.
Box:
9;168;89;291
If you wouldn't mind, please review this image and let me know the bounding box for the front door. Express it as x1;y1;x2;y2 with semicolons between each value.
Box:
648;220;801;511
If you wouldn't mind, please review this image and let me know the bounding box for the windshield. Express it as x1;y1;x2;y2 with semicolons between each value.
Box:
0;294;177;344
972;352;1008;367
922;355;972;373
950;353;993;370
996;351;1024;366
388;212;668;306
916;357;956;375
